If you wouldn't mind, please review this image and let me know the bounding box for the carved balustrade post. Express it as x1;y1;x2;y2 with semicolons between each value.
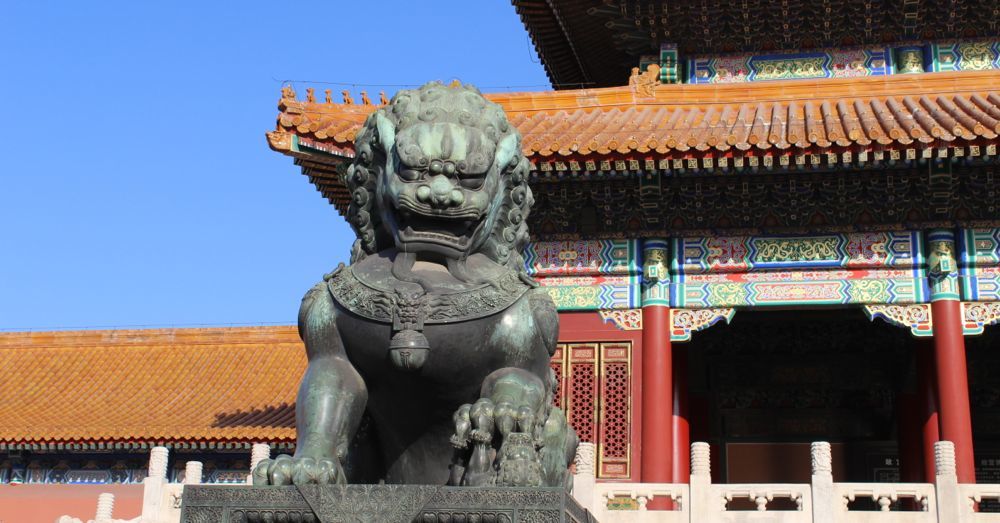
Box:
690;442;713;521
94;492;114;522
571;442;597;513
934;441;964;521
148;446;169;480
691;441;710;478
141;446;170;521
810;441;836;523
249;443;271;484
185;460;203;485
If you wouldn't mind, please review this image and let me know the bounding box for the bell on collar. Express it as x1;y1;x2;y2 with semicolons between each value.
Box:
389;329;430;371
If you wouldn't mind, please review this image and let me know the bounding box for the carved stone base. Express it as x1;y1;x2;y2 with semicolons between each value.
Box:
179;484;597;523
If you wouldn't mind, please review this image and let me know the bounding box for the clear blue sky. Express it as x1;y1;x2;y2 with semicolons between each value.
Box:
0;1;550;330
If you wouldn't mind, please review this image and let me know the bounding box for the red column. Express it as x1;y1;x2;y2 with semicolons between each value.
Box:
932;299;976;483
917;339;941;482
672;345;690;483
641;304;673;484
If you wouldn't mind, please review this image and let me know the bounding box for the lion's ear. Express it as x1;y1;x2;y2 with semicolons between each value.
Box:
493;132;520;173
373;112;396;154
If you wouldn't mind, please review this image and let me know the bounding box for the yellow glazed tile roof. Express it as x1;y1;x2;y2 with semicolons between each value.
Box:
0;326;304;447
268;71;1000;213
270;70;1000;158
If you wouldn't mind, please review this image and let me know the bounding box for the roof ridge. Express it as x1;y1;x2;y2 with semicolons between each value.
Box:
0;325;301;348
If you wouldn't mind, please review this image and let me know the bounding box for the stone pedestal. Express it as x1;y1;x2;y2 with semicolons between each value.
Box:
180;484;597;523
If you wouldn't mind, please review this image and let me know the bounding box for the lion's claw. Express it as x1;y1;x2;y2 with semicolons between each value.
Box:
252;454;345;486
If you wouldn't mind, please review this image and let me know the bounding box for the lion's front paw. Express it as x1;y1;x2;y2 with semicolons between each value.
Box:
251;454;345;486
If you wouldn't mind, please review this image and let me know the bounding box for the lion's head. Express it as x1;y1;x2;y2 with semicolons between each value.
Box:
346;81;533;271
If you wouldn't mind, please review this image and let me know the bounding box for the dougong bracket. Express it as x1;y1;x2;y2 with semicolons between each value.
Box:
670;308;736;342
863;304;934;337
962;301;1000;336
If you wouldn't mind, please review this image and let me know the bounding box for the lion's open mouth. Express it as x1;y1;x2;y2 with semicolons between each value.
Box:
395;210;483;251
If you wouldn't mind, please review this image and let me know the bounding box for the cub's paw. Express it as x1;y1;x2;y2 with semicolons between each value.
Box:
251;454;345;486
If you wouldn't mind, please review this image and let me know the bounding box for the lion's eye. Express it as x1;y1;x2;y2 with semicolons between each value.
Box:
399;169;423;182
459;173;486;190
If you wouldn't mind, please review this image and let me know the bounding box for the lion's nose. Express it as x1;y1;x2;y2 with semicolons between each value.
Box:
419;175;461;208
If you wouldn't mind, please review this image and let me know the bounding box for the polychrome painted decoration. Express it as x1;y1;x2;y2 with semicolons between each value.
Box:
864;304;934;337
927;229;961;302
959;228;1000;302
671;232;927;308
962;302;1000;336
525;240;638;276
641;238;670;307
524;232;990;310
672;232;923;273
537;276;641;310
929;40;1000;72
673;274;926;308
671;308;735;342
687;46;893;84
526;240;641;310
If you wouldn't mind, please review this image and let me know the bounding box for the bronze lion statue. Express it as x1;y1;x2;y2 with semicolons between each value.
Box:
253;81;578;488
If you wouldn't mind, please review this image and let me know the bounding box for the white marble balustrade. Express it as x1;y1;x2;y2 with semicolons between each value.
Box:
577;440;1000;523
56;440;1000;523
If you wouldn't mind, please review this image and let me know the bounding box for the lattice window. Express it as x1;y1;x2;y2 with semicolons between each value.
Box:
598;343;632;479
566;344;598;444
549;341;633;480
600;363;629;458
550;344;566;409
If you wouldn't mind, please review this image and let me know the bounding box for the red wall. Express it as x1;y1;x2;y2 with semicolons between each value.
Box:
0;484;143;523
